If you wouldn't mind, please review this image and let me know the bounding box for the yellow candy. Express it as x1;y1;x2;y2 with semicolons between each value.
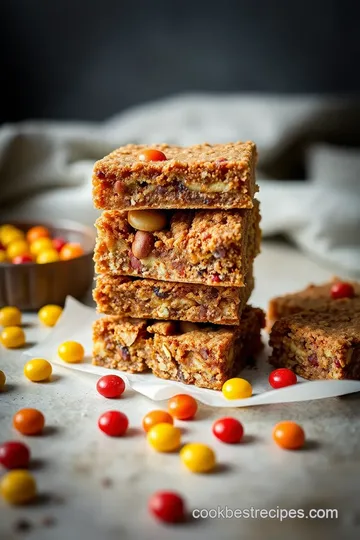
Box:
0;470;37;505
147;423;181;452
0;369;6;389
0;224;16;240
36;249;60;264
0;326;25;349
0;250;7;263
58;341;84;363
1;227;24;247
38;305;63;327
6;239;30;260
24;358;52;382
222;378;253;400
180;443;216;473
0;306;22;327
30;237;53;256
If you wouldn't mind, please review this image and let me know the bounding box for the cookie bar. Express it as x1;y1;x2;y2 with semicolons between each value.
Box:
269;302;360;380
94;201;260;287
93;306;265;389
93;270;254;325
92;142;257;211
268;278;360;327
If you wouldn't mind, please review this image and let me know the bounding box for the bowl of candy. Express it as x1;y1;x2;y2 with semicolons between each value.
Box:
0;220;95;310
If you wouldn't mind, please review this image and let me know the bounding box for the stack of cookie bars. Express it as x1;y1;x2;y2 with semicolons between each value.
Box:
91;142;264;390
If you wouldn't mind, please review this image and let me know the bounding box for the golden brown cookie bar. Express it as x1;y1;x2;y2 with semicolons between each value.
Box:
92;142;257;210
92;306;265;389
269;302;360;380
268;278;360;327
94;201;260;287
93;270;254;325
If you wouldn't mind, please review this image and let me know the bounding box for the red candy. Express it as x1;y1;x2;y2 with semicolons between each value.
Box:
139;149;167;162
98;411;128;437
330;282;355;300
148;491;185;523
212;417;244;444
52;237;67;253
0;441;30;469
96;375;125;399
269;368;297;389
12;254;33;264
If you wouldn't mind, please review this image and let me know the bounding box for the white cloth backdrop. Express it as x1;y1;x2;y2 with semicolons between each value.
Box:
0;94;359;275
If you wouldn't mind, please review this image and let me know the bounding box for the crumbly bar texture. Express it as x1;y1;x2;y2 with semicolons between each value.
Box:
93;306;265;390
92;142;258;210
93;270;254;325
268;278;360;327
269;302;360;380
94;200;260;287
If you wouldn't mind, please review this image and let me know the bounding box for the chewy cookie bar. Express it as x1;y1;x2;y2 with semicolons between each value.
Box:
92;142;257;211
93;306;265;390
269;302;360;380
94;201;260;287
93;271;254;325
268;278;360;327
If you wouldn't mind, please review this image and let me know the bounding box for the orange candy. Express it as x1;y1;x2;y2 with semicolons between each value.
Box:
26;226;50;244
60;243;84;261
142;410;174;433
13;408;45;436
272;421;305;450
168;394;198;420
138;149;167;162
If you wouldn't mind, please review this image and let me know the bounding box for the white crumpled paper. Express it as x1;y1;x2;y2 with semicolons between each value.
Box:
25;297;360;407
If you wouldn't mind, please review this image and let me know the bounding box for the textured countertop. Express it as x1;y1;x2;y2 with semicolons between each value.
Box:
1;240;359;540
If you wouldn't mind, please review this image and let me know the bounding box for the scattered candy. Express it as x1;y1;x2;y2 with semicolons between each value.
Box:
24;359;52;382
12;254;33;264
52;237;66;253
0;369;6;389
212;417;244;444
148;491;185;523
139;149;167;162
180;443;216;473
0;470;37;505
98;411;129;437
59;243;84;261
0;306;22;327
0;442;30;469
30;237;53;256
272;421;305;450
38;305;63;327
222;378;252;400
330;281;355;300
168;394;198;420
0;326;25;349
142;410;174;433
13;408;45;436
147;423;181;452
96;375;125;399
26;226;50;244
6;240;30;260
58;341;84;363
36;249;60;264
269;368;297;389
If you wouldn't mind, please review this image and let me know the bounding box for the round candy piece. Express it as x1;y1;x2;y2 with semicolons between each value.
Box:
38;305;63;327
96;375;125;398
59;243;84;260
147;423;181;452
180;443;216;473
0;326;25;349
272;421;305;450
30;237;53;256
7;240;30;260
58;341;84;363
149;491;185;523
142;410;174;433
13;408;45;436
212;417;244;444
0;470;37;505
222;378;252;400
139;149;167;162
12;254;33;264
24;359;52;382
0;369;6;389
26;226;50;244
330;281;355;300
128;210;167;233
52;237;67;253
0;306;22;327
1;228;24;247
0;442;31;469
0;225;17;243
36;249;60;264
98;411;129;437
168;394;198;420
269;368;297;389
